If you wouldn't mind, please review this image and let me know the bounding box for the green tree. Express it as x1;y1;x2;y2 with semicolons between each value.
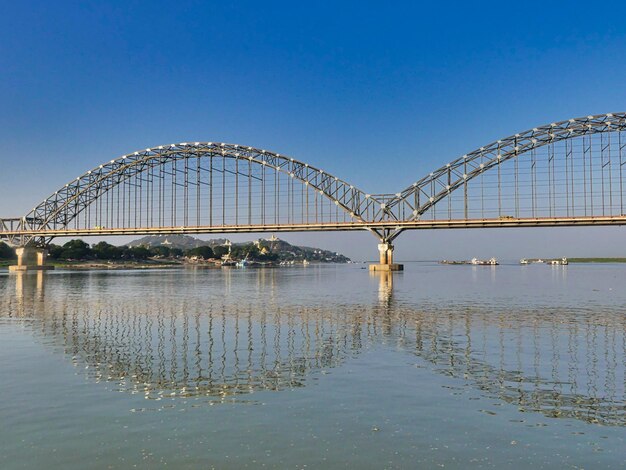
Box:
150;245;172;258
60;239;92;260
257;252;278;262
185;246;214;259
122;246;151;260
92;241;122;260
47;244;63;260
0;242;15;260
243;244;260;258
231;243;260;259
169;248;184;258
212;245;229;258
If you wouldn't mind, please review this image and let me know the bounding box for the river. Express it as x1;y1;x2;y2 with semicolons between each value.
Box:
0;263;624;469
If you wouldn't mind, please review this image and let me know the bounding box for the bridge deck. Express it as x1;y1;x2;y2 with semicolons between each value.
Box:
2;215;626;238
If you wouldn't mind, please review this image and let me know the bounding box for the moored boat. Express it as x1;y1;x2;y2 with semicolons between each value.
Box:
520;257;567;265
471;257;498;266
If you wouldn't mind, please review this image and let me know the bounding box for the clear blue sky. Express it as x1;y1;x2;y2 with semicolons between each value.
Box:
2;1;626;259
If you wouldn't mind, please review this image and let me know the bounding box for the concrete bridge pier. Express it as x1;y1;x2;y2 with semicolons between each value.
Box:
9;247;55;272
369;242;403;272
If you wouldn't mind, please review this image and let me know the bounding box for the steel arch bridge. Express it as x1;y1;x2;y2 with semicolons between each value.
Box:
2;112;626;264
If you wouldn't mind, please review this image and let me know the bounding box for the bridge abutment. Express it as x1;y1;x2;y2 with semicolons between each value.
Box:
369;242;403;272
9;247;54;272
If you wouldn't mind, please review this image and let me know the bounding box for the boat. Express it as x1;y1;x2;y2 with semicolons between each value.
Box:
302;259;310;266
471;257;498;266
520;257;567;265
236;258;250;268
440;260;468;265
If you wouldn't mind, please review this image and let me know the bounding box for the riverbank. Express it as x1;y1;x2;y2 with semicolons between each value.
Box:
569;257;626;263
0;259;184;270
55;259;188;269
0;259;336;270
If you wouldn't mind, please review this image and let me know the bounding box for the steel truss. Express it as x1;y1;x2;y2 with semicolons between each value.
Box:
381;112;626;240
1;112;626;246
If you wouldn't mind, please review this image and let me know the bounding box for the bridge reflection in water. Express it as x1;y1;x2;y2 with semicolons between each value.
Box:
3;270;625;426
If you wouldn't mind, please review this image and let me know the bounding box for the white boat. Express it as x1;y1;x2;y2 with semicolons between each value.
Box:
521;257;567;265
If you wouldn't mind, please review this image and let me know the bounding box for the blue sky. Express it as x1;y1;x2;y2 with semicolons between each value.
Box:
2;1;626;259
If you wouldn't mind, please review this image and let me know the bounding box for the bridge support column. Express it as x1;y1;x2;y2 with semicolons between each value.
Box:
9;247;54;272
369;242;403;272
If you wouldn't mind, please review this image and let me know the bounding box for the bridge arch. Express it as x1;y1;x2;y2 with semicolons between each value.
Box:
4;112;626;269
385;112;626;225
19;142;383;242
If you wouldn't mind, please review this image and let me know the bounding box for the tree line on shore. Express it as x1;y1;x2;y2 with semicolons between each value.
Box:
0;242;15;260
0;240;279;262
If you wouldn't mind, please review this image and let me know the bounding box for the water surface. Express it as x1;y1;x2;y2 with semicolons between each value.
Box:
1;263;625;468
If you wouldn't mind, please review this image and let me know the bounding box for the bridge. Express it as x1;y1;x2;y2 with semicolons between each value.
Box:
2;112;626;270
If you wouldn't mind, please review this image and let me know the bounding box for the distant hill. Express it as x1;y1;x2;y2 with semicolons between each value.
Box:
125;235;350;262
259;238;349;262
126;235;228;250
